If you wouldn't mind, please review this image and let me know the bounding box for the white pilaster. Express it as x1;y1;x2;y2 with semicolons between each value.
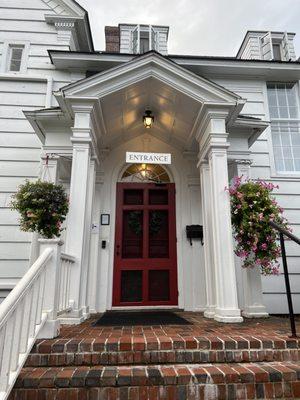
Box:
199;161;216;318
80;158;96;317
65;136;92;323
234;159;268;318
38;238;62;338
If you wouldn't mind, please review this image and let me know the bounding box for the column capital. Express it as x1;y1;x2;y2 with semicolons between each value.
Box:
70;135;93;145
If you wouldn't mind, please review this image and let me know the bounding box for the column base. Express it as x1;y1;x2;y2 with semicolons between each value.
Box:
59;307;87;325
59;315;85;325
242;305;269;319
38;319;60;339
214;308;243;323
204;307;216;319
82;305;90;319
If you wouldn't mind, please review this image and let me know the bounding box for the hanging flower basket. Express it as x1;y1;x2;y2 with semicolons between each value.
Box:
11;180;69;239
228;176;290;276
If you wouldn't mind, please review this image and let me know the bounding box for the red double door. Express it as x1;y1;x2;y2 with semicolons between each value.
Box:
113;183;178;306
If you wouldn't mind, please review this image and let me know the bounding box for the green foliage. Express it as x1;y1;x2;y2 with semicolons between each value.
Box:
228;177;289;275
11;180;69;239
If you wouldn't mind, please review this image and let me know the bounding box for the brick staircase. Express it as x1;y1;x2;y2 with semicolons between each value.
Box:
8;313;300;399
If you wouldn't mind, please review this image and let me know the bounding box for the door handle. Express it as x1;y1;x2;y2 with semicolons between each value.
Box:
116;244;120;256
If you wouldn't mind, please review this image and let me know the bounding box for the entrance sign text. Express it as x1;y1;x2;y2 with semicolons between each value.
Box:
126;152;171;165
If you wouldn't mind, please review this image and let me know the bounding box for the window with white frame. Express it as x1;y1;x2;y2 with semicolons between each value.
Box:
7;44;25;72
267;83;300;173
132;25;157;54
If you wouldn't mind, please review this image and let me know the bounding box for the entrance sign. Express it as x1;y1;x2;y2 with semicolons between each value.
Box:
126;152;171;165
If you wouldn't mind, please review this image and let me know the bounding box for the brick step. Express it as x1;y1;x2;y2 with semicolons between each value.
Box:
25;337;300;367
10;362;300;399
25;347;300;367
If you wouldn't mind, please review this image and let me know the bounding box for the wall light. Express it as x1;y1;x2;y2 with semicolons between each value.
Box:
143;109;154;129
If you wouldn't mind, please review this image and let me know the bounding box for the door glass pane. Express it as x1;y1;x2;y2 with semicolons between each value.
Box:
149;210;169;258
122;210;143;258
121;270;143;302
124;189;143;205
149;189;168;205
148;270;170;301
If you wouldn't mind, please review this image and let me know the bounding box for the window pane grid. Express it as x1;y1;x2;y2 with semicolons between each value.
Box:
271;121;300;172
267;83;300;172
8;45;24;72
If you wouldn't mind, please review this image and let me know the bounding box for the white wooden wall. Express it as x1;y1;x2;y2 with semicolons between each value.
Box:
214;77;300;314
0;0;76;300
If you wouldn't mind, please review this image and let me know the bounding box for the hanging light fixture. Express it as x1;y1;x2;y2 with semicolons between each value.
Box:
143;109;154;129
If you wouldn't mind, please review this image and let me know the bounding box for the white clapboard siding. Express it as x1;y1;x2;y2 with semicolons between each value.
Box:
263;274;300;293
0;242;30;259
0;147;41;162
0;177;36;192
0;21;58;34
0;0;73;294
1;93;46;108
214;77;300;314
0;260;29;277
0;133;41;148
0;208;21;224
0;0;51;9
0;8;55;21
0;160;40;177
0;225;31;242
0;192;14;207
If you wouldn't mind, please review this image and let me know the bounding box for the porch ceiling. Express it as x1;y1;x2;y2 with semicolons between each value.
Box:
100;77;201;150
56;52;244;153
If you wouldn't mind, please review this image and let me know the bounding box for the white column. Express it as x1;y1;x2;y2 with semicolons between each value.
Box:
199;161;216;317
234;160;268;318
209;146;242;322
65;137;92;323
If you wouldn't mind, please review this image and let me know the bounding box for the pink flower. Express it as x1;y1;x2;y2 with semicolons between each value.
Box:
261;243;268;250
258;213;264;221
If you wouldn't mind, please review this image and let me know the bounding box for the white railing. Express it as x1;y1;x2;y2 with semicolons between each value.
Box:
0;248;53;400
58;253;75;315
0;239;75;400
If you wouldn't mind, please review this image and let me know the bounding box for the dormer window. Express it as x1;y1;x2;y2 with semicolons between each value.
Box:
132;25;157;54
237;31;296;61
117;24;168;55
261;32;293;61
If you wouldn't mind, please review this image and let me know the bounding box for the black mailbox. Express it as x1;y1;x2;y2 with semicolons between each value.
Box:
186;225;204;246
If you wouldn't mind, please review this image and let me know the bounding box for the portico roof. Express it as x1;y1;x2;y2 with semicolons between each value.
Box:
53;51;246;151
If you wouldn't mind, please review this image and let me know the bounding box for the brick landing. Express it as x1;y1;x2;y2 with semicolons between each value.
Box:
10;313;300;399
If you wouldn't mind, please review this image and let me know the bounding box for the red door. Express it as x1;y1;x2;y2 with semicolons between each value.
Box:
113;183;178;306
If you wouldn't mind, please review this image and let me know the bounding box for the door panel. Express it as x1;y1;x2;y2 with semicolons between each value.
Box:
113;183;178;306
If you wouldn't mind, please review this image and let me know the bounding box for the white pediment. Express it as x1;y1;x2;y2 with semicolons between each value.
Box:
62;52;241;105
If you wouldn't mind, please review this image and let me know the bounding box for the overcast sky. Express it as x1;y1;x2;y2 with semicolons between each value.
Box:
79;0;300;57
